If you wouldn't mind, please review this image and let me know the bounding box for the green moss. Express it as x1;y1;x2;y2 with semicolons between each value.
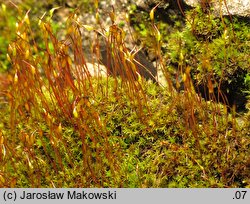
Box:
0;2;249;188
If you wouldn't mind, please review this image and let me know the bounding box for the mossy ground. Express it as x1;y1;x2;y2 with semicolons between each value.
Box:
1;74;249;187
0;1;249;187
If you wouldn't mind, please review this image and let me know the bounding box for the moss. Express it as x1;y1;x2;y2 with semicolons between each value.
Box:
0;1;249;188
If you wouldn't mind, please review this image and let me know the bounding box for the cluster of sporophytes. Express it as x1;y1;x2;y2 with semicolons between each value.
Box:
0;2;249;187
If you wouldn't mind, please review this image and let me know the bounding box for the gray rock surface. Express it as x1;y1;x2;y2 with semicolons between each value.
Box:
136;0;250;18
184;0;250;17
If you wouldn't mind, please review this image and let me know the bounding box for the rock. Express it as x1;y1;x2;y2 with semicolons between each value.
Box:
85;62;107;77
184;0;250;18
99;45;157;82
136;0;250;18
